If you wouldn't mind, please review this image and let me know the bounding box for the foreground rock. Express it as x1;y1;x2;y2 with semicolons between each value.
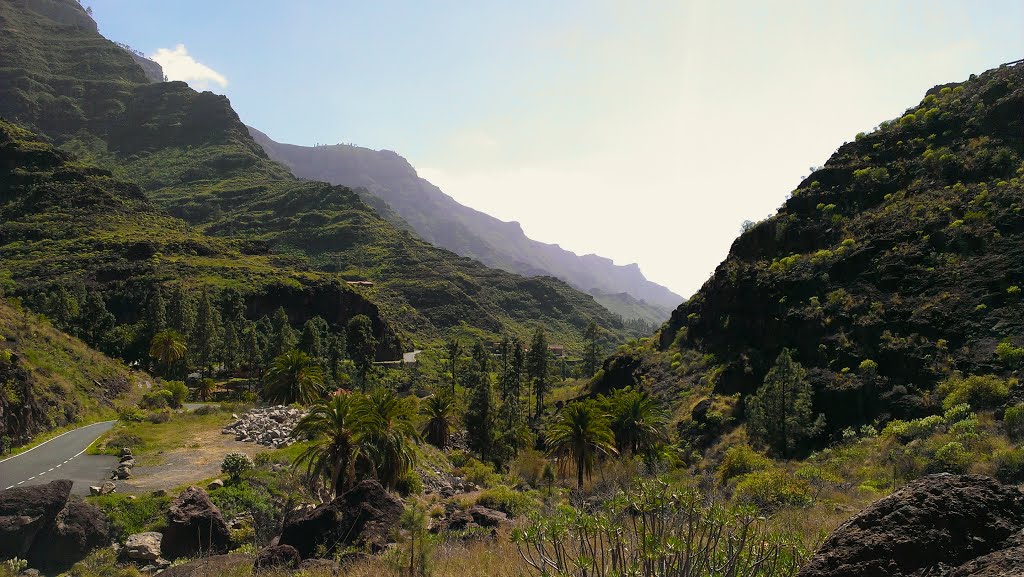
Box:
160;486;230;560
222;405;304;448
798;474;1024;577
255;544;301;571
159;553;253;577
279;479;404;558
0;479;110;573
124;532;163;562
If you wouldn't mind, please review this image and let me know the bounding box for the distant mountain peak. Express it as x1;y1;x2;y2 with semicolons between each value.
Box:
247;125;683;323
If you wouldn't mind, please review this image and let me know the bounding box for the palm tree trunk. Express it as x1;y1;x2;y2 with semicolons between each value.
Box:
577;455;584;490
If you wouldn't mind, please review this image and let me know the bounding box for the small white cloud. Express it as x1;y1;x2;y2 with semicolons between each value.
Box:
150;44;228;91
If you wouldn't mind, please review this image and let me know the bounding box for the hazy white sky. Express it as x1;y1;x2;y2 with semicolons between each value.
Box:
100;1;1024;298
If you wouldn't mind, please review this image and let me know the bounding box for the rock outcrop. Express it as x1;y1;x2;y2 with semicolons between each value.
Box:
798;474;1024;577
222;405;304;448
0;480;110;573
254;544;301;571
160;486;230;560
279;480;404;558
124;532;163;562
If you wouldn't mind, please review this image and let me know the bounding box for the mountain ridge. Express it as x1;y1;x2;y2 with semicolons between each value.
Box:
246;126;682;323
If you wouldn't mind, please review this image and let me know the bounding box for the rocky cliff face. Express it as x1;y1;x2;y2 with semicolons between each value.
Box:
19;0;96;31
128;52;164;83
247;126;682;323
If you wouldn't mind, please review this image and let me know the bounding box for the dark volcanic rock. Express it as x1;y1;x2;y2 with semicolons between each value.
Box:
279;480;403;558
255;544;301;570
0;479;72;559
467;506;508;527
160;486;230;560
31;497;111;573
798;474;1024;577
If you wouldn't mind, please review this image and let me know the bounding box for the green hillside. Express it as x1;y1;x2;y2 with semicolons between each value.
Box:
0;0;627;351
0;296;140;446
596;62;1024;439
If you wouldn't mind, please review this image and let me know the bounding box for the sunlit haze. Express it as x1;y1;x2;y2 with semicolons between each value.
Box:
93;0;1024;298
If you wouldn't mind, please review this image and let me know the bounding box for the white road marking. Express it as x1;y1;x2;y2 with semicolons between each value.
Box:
0;420;115;465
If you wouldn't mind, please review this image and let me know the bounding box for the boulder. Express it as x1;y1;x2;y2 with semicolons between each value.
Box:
158;554;252;577
299;558;342;573
160;486;230;560
798;474;1024;577
0;479;73;560
124;531;162;561
467;505;508;527
30;497;111;573
254;544;301;570
279;479;404;558
207;479;224;490
99;481;116;495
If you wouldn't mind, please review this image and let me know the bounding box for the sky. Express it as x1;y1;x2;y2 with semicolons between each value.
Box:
90;1;1024;299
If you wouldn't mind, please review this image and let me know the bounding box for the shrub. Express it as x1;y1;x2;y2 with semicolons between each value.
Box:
91;493;170;538
139;389;171;410
882;414;944;442
937;375;1013;410
221;452;254;482
928;441;971;474
459;458;500;488
732;469;811;511
395;471;423;496
717;444;770;483
117;406;145;423
161;381;189;408
511;448;549;487
476;485;536;517
943;403;972;424
145;410;171;424
996;340;1024;367
993;448;1024;483
194;404;221;416
1004;404;1024;440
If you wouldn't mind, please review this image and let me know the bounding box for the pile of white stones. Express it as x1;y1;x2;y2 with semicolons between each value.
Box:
221;405;305;448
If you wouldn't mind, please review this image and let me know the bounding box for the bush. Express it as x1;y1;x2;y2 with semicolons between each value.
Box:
936;375;1012;410
139;390;171;410
928;441;972;474
732;469;811;511
717;444;771;483
882;414;944;442
511;448;549;487
145;410;170;424
194;404;221;416
993;448;1024;483
459;458;500;488
161;381;189;408
221;452;254;482
117;406;145;423
1004;404;1024;440
476;485;536;517
395;471;423;496
996;340;1024;367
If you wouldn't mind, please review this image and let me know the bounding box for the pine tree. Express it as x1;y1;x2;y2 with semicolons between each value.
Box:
269;307;296;359
144;287;167;342
300;316;328;361
444;336;462;395
47;286;79;333
167;285;195;338
191;291;222;377
346;315;377;390
79;290;114;346
241;322;263;392
526;328;549;420
326;332;347;386
464;341;495;461
747;349;825;458
219;289;246;371
582;322;602;378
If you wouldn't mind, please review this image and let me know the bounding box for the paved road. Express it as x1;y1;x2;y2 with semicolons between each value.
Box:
0;421;119;496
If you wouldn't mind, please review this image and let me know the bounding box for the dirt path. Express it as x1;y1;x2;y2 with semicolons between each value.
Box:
124;428;267;492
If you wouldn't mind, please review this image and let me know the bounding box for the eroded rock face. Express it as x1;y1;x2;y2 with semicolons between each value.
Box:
798;474;1024;577
279;479;404;558
160;486;230;560
34;497;111;573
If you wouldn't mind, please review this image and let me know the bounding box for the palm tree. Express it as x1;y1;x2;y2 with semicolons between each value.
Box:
420;393;456;449
292;392;360;497
196;377;216;401
546;401;618;490
149;329;186;376
606;387;668;458
357;388;418;489
263;349;326;405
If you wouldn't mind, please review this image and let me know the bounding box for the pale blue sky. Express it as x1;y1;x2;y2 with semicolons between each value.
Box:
91;1;1024;297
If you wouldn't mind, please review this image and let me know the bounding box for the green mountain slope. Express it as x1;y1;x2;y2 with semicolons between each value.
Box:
0;0;627;350
0;297;138;445
246;127;681;323
596;62;1024;436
